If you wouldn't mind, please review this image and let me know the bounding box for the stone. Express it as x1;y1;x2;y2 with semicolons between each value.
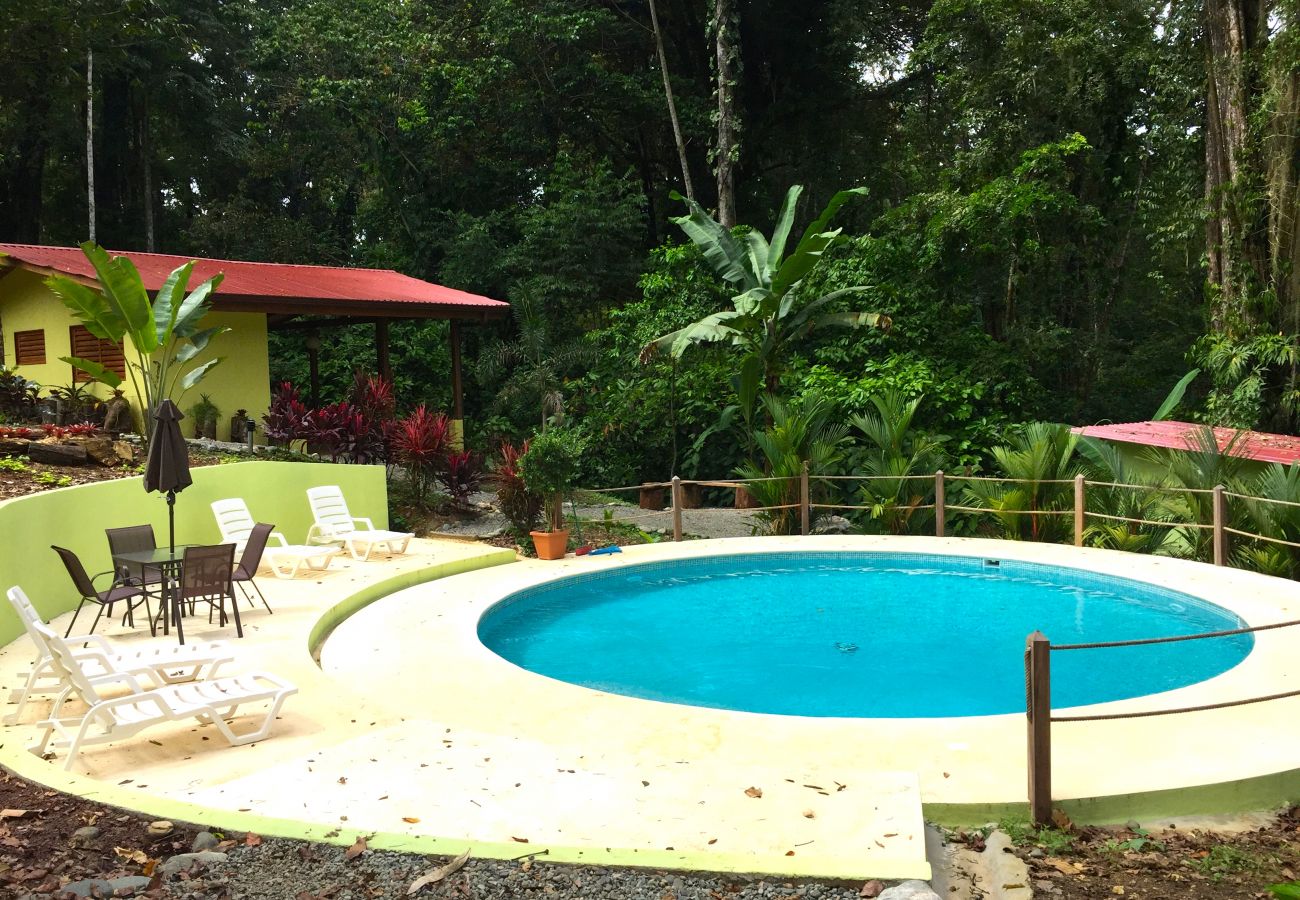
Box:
147;820;174;837
877;882;941;900
191;831;219;852
79;437;119;467
107;875;152;896
159;850;227;878
69;825;100;848
112;441;135;464
57;878;114;898
811;515;852;535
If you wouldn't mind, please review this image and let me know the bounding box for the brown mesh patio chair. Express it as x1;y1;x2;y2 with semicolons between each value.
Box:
51;546;150;638
231;523;274;614
180;544;241;638
105;525;166;596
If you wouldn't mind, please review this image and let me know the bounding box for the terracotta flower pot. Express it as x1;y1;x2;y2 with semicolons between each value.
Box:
530;529;570;560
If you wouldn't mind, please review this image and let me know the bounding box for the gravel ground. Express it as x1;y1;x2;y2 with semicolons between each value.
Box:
432;492;762;541
154;837;870;900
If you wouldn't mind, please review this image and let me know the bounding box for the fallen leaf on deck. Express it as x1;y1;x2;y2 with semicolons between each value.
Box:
860;880;883;898
744;787;762;799
0;810;28;819
345;836;368;860
407;848;470;895
1047;858;1082;876
801;809;815;819
511;836;529;843
402;817;420;824
245;833;263;847
115;847;149;865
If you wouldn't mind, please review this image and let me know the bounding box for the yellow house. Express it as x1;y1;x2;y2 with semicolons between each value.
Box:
0;244;508;440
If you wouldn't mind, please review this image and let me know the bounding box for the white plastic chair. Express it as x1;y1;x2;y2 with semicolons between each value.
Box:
28;615;297;770
4;586;234;726
305;485;413;561
211;498;340;578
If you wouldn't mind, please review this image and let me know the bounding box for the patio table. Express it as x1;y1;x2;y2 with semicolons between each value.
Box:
112;545;199;645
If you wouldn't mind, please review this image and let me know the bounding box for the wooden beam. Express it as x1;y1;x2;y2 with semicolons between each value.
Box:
450;321;464;420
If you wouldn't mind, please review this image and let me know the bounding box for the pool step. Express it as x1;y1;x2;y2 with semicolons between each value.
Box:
186;722;930;881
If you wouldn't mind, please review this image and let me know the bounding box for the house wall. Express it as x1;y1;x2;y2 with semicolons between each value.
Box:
0;269;271;441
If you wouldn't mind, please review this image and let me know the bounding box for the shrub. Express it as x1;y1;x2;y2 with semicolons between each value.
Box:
441;449;485;508
263;382;310;444
494;439;543;533
519;428;586;531
391;406;452;506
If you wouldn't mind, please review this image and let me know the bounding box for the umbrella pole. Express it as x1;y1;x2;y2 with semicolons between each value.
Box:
168;490;176;553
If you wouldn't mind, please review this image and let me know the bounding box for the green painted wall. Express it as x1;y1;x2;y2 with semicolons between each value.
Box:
0;461;387;645
0;269;272;441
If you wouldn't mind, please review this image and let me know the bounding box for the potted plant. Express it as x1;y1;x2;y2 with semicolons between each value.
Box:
518;427;586;560
188;394;220;439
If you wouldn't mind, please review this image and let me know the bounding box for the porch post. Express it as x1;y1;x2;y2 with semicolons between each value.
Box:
375;319;392;385
450;320;465;450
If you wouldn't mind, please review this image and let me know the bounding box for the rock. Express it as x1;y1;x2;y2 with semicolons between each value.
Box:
69;825;100;848
811;515;852;535
112;441;135;464
981;831;1033;899
26;441;89;466
877;881;941;900
191;831;219;852
107;875;152;896
57;878;114;898
79;437;119;467
860;880;884;897
159;850;227;878
147;820;174;837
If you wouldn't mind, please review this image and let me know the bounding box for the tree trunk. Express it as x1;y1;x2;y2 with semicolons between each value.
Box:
712;0;739;227
142;91;155;251
649;0;695;201
86;48;96;243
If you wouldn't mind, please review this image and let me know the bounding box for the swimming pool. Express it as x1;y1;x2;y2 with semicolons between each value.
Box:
478;552;1254;717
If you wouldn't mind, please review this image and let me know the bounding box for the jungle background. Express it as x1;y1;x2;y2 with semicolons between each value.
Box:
2;0;1297;488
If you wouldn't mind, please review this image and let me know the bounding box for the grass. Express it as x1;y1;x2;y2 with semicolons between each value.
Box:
997;816;1075;854
1193;844;1266;881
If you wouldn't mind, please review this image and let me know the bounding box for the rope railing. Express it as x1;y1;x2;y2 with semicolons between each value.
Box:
1223;490;1300;508
1085;511;1211;529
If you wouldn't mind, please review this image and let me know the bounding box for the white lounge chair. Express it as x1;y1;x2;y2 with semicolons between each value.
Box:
28;615;296;770
4;586;234;725
306;485;413;561
211;498;340;578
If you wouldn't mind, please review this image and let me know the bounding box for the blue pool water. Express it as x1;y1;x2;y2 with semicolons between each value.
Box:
477;552;1255;718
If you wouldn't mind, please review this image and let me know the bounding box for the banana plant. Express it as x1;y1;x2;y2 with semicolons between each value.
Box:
639;185;890;398
46;242;228;446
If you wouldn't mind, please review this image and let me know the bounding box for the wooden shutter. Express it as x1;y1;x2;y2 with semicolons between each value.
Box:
14;330;45;366
68;326;125;382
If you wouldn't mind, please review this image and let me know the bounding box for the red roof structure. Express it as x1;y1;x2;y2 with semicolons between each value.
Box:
0;243;508;320
1073;420;1300;466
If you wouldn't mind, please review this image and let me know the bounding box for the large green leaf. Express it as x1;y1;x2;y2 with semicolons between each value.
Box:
669;310;744;357
59;356;123;389
174;325;231;363
669;192;757;290
153;262;194;346
172;274;225;337
784;287;877;331
770;226;844;297
80;243;157;353
766;185;803;272
179;358;222;390
740;230;771;287
1153;369;1200;420
46;276;124;342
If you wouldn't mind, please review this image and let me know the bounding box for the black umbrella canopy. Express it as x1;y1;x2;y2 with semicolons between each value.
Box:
144;399;193;552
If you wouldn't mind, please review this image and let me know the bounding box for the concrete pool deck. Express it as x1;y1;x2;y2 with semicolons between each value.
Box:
4;535;1300;881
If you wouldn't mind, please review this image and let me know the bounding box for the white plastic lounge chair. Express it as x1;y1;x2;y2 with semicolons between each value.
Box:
306;485;413;561
29;616;296;770
211;498;340;578
4;586;234;725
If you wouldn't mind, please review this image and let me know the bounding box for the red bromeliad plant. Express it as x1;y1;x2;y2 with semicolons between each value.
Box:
493;439;543;533
391;405;451;505
442;449;485;508
263;382;311;444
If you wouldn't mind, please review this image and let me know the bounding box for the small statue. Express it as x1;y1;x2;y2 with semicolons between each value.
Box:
102;389;133;435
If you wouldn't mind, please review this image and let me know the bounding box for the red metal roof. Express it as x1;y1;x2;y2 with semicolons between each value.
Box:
0;243;508;320
1073;420;1300;465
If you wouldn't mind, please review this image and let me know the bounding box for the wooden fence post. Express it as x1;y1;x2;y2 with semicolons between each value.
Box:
671;476;683;543
800;461;810;536
1074;474;1086;547
935;470;946;537
1213;484;1226;566
1026;630;1053;827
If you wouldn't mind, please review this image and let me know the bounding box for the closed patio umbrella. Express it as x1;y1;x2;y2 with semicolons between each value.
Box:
144;399;193;552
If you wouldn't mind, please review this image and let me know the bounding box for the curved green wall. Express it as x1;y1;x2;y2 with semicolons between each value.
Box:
0;460;387;645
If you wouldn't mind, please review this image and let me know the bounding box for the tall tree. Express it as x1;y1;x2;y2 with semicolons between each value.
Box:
711;0;739;226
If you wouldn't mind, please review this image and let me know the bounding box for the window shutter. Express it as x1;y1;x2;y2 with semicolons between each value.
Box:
14;330;45;366
68;326;125;382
